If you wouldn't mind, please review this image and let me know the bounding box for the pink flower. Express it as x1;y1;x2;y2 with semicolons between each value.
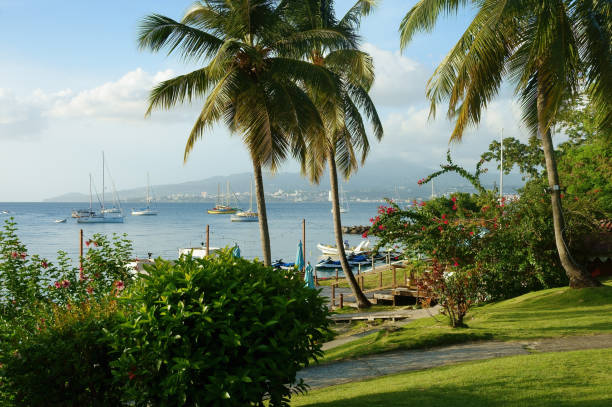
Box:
41;261;48;269
54;281;61;289
452;204;458;211
10;252;17;259
451;196;457;203
115;281;125;291
417;179;423;185
421;226;426;231
453;261;458;267
369;218;374;223
387;207;395;214
85;240;91;247
438;226;443;232
378;225;386;231
469;231;474;236
362;231;368;238
442;214;446;219
62;280;70;288
443;220;449;224
93;241;99;247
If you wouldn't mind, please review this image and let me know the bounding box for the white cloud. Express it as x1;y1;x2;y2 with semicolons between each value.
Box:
362;43;431;107
0;88;47;139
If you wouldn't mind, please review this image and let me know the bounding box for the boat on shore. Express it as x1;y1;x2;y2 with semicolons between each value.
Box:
317;240;370;256
178;246;220;258
208;182;240;214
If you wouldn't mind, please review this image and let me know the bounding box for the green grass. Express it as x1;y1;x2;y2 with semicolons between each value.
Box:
330;304;400;314
292;348;612;406
321;279;612;363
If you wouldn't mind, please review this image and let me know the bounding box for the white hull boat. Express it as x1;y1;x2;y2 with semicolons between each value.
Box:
78;153;125;224
230;179;258;222
317;240;370;256
54;218;67;223
178;247;220;259
132;173;158;216
77;213;124;224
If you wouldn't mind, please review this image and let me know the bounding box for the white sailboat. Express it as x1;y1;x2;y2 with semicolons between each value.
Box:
330;186;349;213
231;180;258;222
78;160;124;224
101;160;123;214
131;173;158;216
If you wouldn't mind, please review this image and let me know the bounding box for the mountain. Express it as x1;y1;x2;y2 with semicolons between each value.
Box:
44;161;524;202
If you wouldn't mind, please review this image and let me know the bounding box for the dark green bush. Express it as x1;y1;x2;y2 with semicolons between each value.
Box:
109;251;330;406
0;299;124;406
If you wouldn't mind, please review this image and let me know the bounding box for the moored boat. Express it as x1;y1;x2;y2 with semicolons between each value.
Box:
316;240;370;256
231;180;258;222
208;182;240;214
132;173;158;216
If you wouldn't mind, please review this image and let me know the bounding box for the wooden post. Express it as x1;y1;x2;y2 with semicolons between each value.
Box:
205;224;210;256
360;275;364;290
404;268;407;286
335;269;339;281
331;284;336;308
79;229;83;269
358;264;361;275
340;293;344;309
371;255;375;273
393;266;397;288
379;270;383;288
302;219;306;272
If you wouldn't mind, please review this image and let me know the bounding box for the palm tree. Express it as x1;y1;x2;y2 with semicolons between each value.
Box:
289;0;383;308
138;0;341;265
400;0;610;288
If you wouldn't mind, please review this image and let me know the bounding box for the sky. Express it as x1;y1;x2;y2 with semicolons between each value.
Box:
0;0;533;201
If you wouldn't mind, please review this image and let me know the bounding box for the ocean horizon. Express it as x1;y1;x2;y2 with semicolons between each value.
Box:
0;201;384;271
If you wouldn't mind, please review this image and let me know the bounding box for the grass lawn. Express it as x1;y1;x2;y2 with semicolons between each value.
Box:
292;348;612;406
321;278;612;363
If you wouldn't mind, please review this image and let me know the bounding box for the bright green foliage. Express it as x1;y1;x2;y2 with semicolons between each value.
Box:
0;300;124;407
109;251;330;406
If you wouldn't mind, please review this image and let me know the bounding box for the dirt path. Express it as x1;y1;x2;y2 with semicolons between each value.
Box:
298;334;612;389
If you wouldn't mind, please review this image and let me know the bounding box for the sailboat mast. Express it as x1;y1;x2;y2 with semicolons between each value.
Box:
226;180;230;206
249;179;253;211
89;173;93;210
146;172;151;205
102;152;105;210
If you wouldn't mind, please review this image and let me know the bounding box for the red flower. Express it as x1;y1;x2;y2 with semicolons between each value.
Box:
421;226;426;231
378;225;386;231
469;231;474;236
375;215;380;222
115;280;125;291
19;252;26;259
369;217;374;223
417;179;423;185
41;261;48;269
128;369;136;381
452;204;458;210
54;281;61;289
62;280;70;288
85;240;91;247
438;226;443;232
362;231;368;238
387;207;395;214
93;241;99;247
443;220;449;224
419;201;426;207
442;214;446;219
560;193;565;199
453;261;458;267
10;252;17;259
451;196;457;203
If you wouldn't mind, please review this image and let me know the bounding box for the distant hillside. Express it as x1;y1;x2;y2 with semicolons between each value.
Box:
45;161;524;202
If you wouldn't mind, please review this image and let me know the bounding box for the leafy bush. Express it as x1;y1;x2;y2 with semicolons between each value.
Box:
0;299;124;406
109;251;330;406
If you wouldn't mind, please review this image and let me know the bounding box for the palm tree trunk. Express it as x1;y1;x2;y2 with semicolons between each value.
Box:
537;84;600;288
327;149;371;308
252;158;272;266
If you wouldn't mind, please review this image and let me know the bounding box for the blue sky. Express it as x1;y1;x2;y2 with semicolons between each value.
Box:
0;1;527;201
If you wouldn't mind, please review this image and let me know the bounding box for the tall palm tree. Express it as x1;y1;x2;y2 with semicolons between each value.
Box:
289;0;383;308
400;0;610;288
138;0;342;265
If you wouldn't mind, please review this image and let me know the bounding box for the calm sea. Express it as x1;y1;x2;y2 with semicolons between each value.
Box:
0;202;382;271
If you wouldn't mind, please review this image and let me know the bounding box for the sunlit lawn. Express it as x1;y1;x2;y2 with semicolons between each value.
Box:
293;348;612;406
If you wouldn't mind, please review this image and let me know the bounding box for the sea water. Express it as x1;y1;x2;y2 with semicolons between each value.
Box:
0;202;383;269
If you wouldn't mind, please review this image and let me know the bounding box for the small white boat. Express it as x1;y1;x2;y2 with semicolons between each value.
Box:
317;240;370;256
54;218;67;223
231;179;258;222
330;186;349;213
178;247;220;259
0;210;9;215
132;173;158;216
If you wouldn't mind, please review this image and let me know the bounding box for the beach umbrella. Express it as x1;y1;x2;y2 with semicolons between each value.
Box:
232;244;241;258
304;263;315;289
295;240;305;271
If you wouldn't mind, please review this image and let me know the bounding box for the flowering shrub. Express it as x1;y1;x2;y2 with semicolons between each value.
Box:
0;219;134;405
108;251;330;406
